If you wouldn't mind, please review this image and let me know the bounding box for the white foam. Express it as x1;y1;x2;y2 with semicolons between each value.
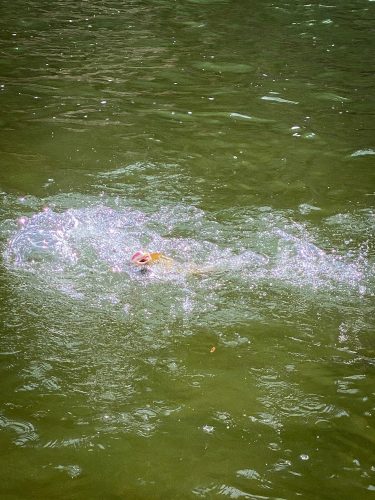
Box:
3;203;373;327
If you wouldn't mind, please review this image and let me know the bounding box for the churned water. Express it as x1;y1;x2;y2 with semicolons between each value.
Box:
0;0;374;498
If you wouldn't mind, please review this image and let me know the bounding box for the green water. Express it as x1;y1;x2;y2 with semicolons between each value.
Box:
0;0;374;498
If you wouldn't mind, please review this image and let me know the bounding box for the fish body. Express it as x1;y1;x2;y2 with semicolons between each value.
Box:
130;250;215;277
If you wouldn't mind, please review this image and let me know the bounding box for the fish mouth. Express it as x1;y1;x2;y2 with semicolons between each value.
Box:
138;257;150;264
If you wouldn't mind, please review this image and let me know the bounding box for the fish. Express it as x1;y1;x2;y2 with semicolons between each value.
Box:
130;250;212;276
130;250;173;267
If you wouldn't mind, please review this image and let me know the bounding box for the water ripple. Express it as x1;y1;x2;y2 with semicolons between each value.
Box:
0;414;39;446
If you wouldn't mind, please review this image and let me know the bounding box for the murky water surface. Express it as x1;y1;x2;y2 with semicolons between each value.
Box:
0;0;374;498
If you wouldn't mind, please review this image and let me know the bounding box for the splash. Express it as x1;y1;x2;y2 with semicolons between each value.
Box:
3;201;372;329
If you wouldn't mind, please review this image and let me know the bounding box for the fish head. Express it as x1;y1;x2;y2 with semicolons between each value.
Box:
131;250;152;266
